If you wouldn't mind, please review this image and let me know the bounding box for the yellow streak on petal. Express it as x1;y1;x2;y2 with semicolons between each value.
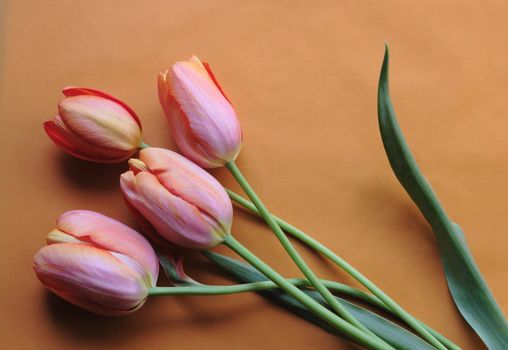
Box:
47;229;86;245
128;158;148;174
188;55;205;68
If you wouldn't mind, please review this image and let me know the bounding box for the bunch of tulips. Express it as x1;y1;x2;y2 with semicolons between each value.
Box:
34;47;507;350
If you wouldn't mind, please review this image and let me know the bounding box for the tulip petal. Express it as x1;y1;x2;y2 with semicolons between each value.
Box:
170;60;242;164
140;148;232;233
63;87;142;129
158;72;219;167
55;210;159;285
120;171;223;249
121;194;172;249
50;288;146;316
157;71;172;117
58;95;142;151
34;243;148;315
44;119;134;163
47;229;84;244
199;59;233;105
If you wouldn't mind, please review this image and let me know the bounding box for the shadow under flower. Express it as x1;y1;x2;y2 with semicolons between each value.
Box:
44;287;280;345
45;292;138;344
58;153;129;192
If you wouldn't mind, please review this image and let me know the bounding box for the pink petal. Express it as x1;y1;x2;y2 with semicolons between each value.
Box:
158;71;218;167
170;60;242;165
140;148;232;233
122;194;172;249
55;210;159;285
34;243;148;315
44;119;134;163
157;71;171;116
58;95;142;151
120;171;223;249
200;59;233;105
63;87;142;129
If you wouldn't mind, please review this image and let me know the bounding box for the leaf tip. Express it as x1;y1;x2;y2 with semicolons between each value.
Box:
378;42;391;105
381;44;390;77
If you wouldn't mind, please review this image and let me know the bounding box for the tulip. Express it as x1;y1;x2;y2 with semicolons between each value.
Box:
33;210;159;316
44;87;143;163
158;56;242;168
120;147;233;249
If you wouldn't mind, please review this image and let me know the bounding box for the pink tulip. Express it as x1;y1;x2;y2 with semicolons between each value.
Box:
120;147;233;249
33;210;158;316
158;56;242;168
44;87;143;163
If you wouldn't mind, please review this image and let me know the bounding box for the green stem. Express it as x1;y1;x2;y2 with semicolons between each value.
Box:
223;234;394;350
226;189;458;350
149;277;383;305
139;141;151;149
226;161;384;343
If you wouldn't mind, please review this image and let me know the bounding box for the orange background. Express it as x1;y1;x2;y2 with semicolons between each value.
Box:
1;1;507;349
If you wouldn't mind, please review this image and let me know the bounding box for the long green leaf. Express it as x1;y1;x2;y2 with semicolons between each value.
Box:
377;44;508;349
203;250;435;350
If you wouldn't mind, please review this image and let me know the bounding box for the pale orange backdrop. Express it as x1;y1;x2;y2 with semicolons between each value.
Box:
1;1;507;349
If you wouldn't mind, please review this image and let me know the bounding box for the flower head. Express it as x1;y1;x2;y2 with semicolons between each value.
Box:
120;147;233;249
44;87;142;163
33;210;158;315
158;56;242;168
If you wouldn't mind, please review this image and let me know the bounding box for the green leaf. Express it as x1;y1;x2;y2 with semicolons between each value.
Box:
158;253;202;286
203;250;435;350
377;44;508;349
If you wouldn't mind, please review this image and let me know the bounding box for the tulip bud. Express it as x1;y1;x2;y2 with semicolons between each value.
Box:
158;56;242;168
44;87;143;163
33;210;158;316
120;147;233;249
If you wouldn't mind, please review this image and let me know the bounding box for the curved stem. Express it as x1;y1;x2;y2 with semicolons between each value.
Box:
149;278;384;306
149;281;284;296
226;189;459;350
223;234;394;350
226;161;387;344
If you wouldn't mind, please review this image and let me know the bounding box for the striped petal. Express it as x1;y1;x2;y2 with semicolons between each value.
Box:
52;210;158;286
171;59;242;160
44;119;134;163
62;87;142;129
139;148;232;233
158;71;219;167
34;243;149;315
158;56;242;168
58;95;142;151
120;170;223;249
